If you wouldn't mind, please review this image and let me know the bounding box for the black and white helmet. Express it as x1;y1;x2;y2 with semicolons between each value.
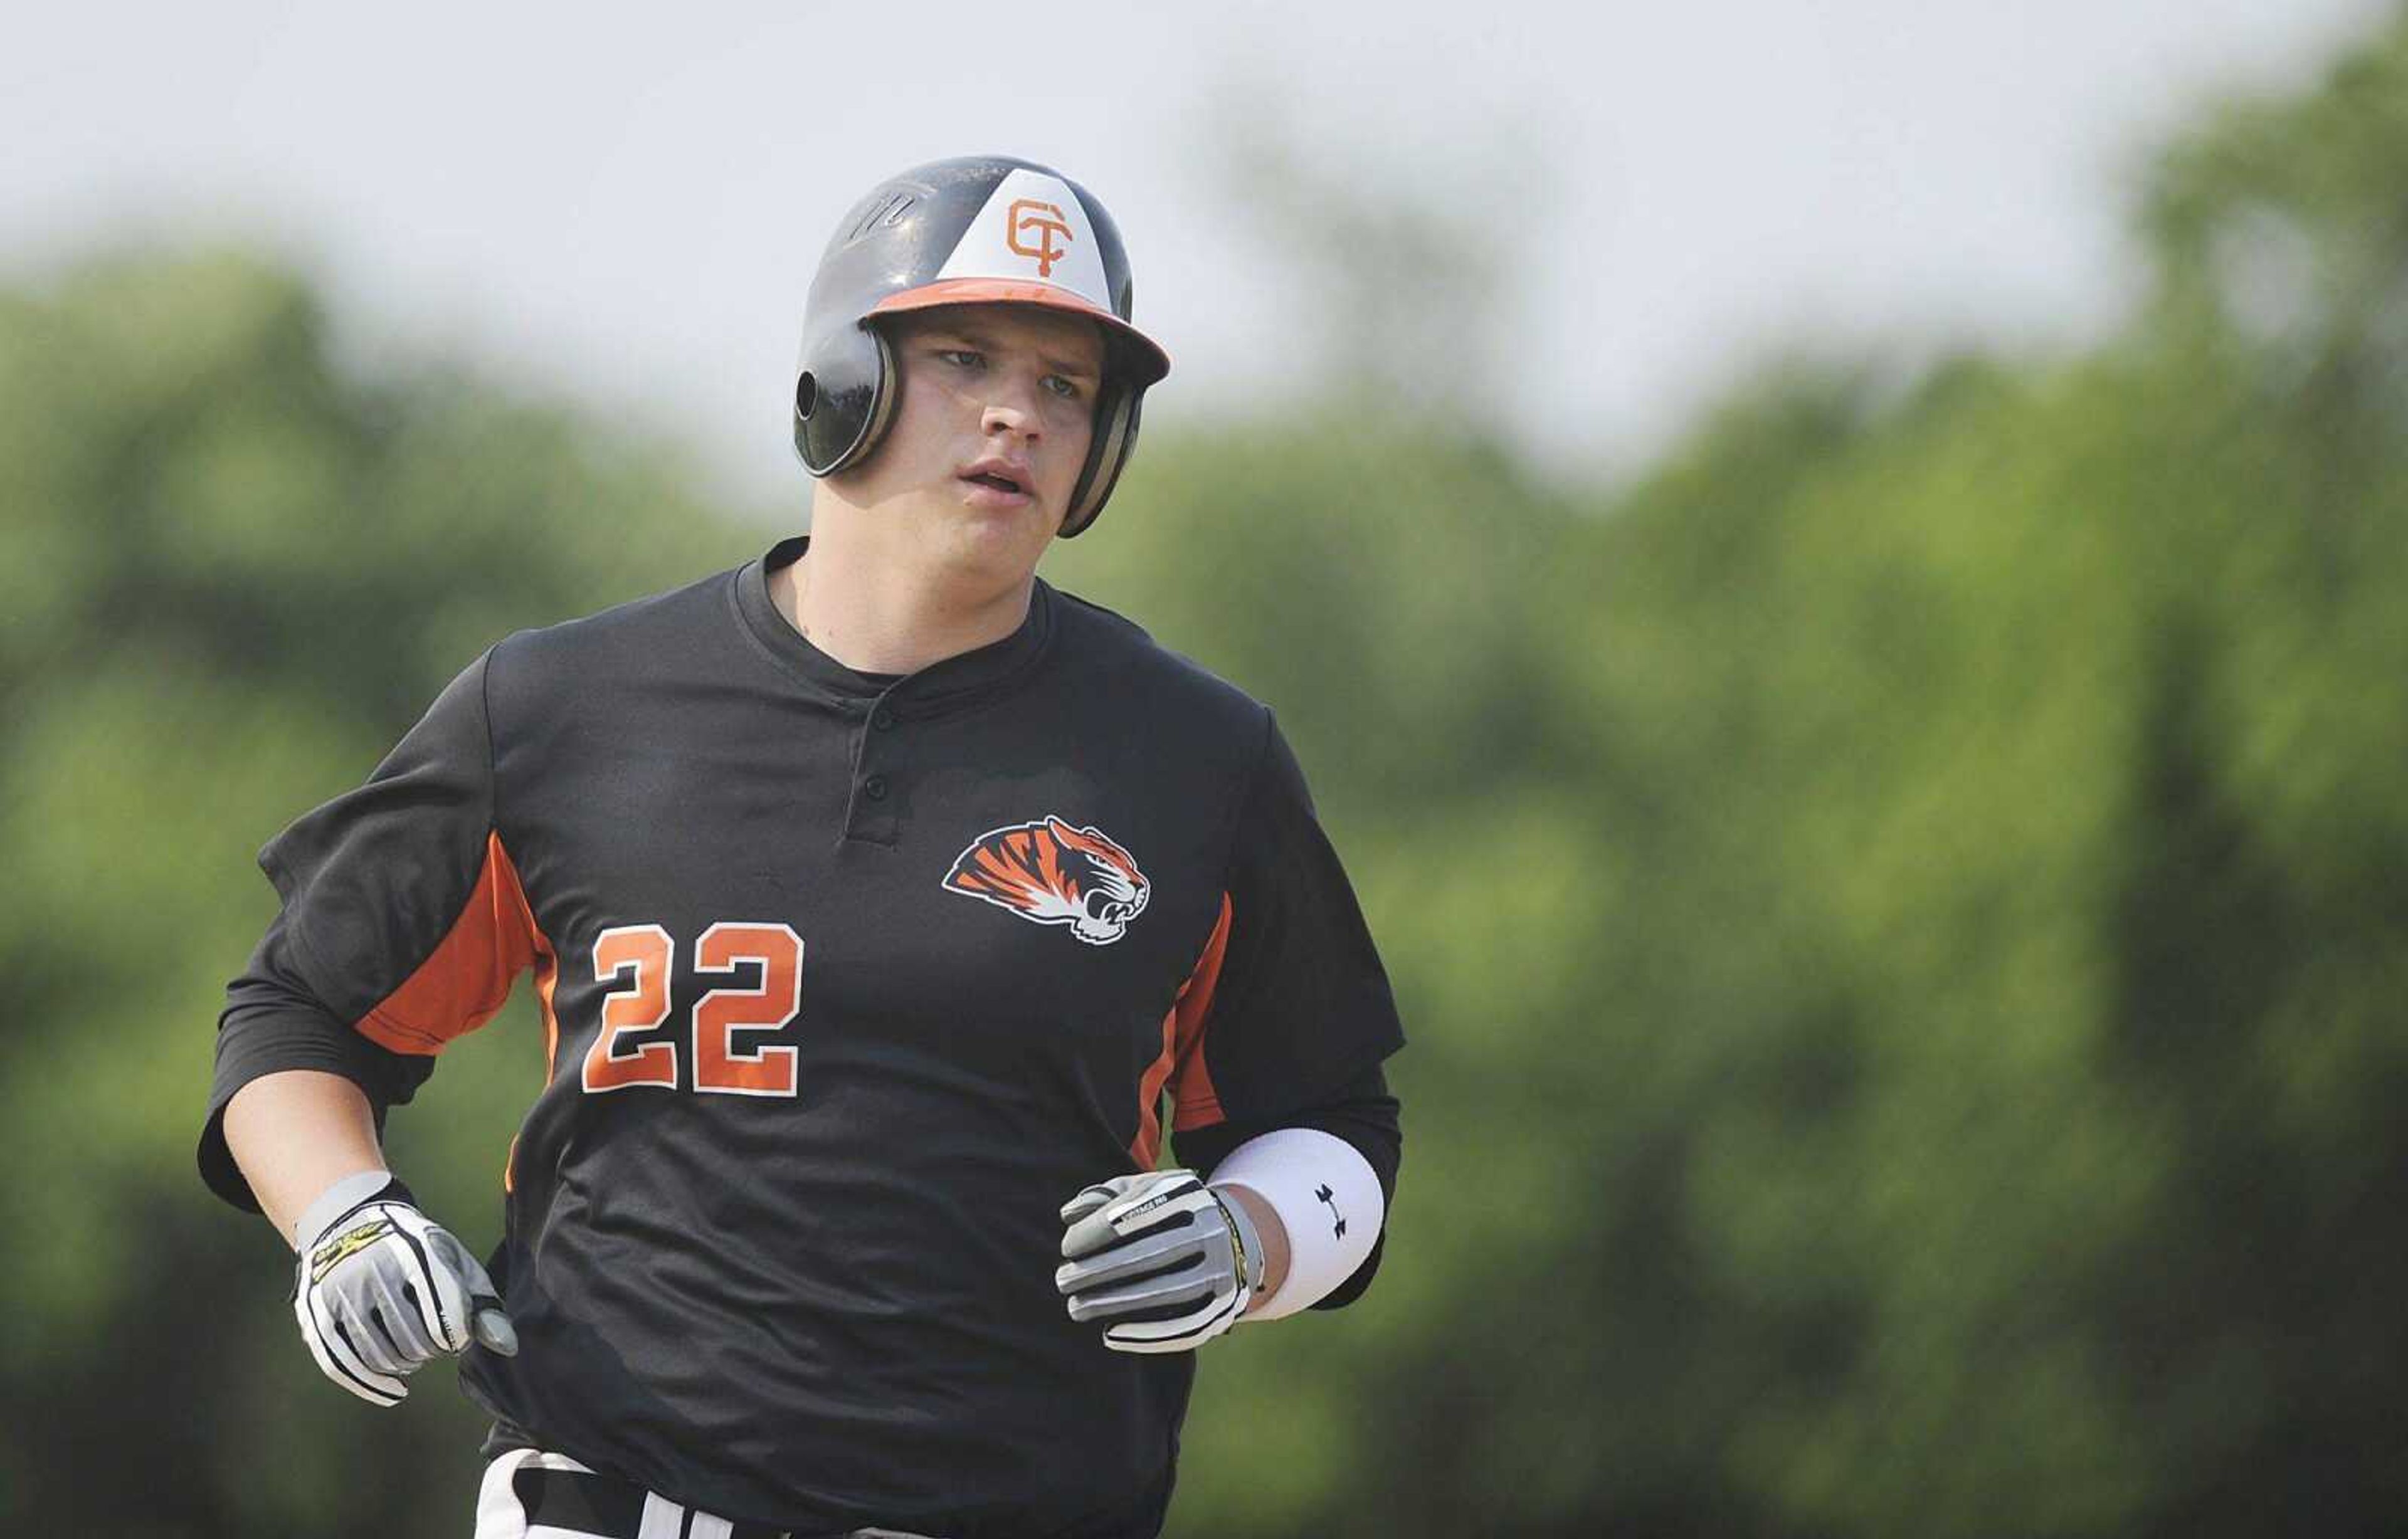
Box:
792;155;1172;537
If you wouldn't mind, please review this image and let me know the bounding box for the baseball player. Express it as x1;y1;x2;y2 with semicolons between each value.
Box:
199;155;1405;1539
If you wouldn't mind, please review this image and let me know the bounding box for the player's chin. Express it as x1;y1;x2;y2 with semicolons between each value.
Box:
917;497;1056;577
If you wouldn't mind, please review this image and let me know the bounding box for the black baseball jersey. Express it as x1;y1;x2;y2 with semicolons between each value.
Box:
198;537;1405;1538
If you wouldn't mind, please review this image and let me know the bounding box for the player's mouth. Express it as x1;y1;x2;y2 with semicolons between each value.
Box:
958;456;1035;509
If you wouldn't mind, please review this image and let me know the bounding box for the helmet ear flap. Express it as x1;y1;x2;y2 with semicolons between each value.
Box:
795;323;902;477
852;324;902;472
1059;384;1141;538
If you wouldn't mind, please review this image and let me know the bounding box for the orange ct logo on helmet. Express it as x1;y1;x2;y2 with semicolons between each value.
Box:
943;815;1149;945
1006;199;1075;278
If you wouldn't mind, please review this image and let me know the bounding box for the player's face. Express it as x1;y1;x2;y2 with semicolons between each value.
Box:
832;304;1105;582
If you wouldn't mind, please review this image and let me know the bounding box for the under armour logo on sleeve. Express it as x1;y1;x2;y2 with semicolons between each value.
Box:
1315;1182;1346;1239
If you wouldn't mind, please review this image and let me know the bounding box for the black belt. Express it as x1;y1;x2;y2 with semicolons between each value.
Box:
513;1464;944;1539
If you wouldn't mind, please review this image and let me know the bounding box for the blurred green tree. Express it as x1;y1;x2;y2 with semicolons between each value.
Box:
1096;11;2408;1536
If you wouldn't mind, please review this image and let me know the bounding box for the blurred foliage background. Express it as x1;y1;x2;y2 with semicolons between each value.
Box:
5;11;2407;1538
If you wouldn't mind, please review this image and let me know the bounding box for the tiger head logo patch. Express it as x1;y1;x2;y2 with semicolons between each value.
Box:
943;816;1151;945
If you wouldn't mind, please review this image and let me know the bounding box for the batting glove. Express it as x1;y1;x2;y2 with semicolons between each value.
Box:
292;1172;517;1406
1055;1169;1265;1354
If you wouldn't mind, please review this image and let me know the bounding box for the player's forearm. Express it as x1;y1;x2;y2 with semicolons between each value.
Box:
223;1069;388;1249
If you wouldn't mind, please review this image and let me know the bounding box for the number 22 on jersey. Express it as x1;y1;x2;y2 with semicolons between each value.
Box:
583;922;804;1097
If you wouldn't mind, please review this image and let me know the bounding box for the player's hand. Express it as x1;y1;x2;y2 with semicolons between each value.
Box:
291;1175;517;1406
1055;1169;1265;1354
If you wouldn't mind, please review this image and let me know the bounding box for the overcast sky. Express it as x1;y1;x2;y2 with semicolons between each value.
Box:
4;1;2386;507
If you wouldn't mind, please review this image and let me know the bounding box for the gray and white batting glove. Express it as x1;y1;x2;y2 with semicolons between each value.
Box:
1055;1169;1265;1354
291;1171;517;1406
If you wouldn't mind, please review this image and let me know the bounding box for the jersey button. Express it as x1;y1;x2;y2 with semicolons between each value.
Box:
872;707;896;731
863;774;889;801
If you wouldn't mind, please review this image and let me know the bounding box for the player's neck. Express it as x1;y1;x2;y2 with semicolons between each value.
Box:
771;528;1036;678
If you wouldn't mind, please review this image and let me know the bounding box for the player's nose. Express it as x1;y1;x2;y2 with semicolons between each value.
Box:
980;401;1037;440
978;370;1047;441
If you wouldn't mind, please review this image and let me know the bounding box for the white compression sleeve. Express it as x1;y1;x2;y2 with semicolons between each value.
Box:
1208;1127;1385;1321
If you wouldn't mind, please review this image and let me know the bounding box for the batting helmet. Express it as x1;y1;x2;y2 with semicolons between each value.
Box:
792;155;1172;538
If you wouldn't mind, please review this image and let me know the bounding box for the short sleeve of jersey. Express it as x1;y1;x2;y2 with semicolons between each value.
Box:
197;649;541;1212
1168;711;1405;1132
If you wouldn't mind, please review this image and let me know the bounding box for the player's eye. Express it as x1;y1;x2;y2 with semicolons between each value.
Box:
1042;374;1085;402
935;347;983;369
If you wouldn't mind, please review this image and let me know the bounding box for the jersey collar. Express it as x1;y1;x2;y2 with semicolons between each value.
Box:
736;536;1057;715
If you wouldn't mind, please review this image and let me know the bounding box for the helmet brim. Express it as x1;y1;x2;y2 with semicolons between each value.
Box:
867;279;1170;387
